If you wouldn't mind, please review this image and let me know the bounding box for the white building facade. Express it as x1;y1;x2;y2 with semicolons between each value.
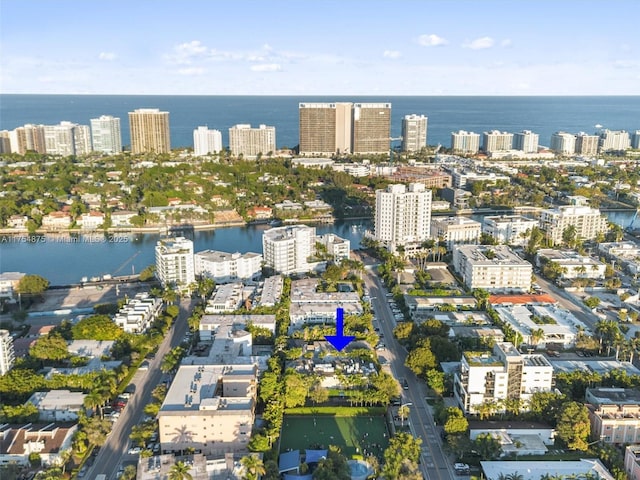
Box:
401;114;428;152
453;245;533;292
482;131;513;153
194;250;262;284
155;237;195;290
374;183;432;253
430;216;481;248
482;215;539;246
262;225;316;275
44;122;91;156
451;130;480;154
0;329;15;375
550;132;576;155
539;205;609;245
512;130;539;153
229;124;276;158
193;126;223;156
90;115;122;154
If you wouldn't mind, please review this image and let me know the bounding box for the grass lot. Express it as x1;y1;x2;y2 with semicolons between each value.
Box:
280;415;390;460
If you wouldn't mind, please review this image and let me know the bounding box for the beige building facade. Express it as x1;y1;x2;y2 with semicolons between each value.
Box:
128;108;171;154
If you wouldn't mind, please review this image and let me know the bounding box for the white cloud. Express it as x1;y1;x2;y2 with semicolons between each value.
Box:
177;67;205;76
613;60;638;69
417;34;448;47
501;39;512;47
99;52;116;61
383;50;401;59
169;40;209;64
250;63;282;72
464;37;495;50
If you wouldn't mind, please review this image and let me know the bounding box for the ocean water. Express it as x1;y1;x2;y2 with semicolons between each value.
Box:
1;95;638;150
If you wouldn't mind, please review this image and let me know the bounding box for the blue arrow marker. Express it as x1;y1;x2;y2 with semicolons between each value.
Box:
325;307;355;351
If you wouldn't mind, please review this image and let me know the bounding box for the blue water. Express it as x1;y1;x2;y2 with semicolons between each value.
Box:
0;221;371;285
1;95;638;149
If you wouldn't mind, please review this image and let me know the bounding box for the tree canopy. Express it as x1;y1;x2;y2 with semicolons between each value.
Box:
16;274;50;295
71;314;124;340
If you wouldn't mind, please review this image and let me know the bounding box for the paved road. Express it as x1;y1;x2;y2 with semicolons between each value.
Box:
363;265;455;480
534;275;600;331
86;298;194;479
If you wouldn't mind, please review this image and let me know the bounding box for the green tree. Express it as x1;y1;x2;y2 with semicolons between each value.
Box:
313;446;351;480
120;465;137;480
30;333;69;362
284;370;308;408
381;432;422;480
425;369;446;396
16;274;50;295
71;314;124;340
584;296;601;309
168;461;193;480
474;433;502;460
405;343;437;377
308;383;329;405
556;401;591;451
443;408;468;436
241;454;266;480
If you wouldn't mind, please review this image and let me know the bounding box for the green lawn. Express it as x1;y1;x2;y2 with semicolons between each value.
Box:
280;415;390;460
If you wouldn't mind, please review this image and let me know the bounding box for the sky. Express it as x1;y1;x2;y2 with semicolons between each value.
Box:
1;0;639;95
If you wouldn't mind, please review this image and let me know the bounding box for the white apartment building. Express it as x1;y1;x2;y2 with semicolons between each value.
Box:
155;237;195;290
158;364;257;457
512;130;539;153
451;130;480;154
194;250;262;284
550;131;576;155
482;131;513;153
8;124;46;154
453;245;533;292
193;126;223;156
450;170;510;189
539;205;609;245
430;216;481;248
90;115;122;154
401;114;428;152
482;215;538;246
374;183;432;253
536;249;606;280
44;121;91;156
316;233;351;262
204;283;247;313
262;225;316;275
0;272;25;302
229;124;276;158
454;342;553;415
0;329;16;375
113;293;163;334
575;132;599;155
599;129;631;152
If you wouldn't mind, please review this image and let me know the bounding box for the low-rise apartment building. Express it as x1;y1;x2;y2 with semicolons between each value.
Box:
539;205;609;245
194;250;262;284
113;293;163;333
0;272;25;302
454;342;553;415
27;390;87;422
587;387;640;445
205;283;248;313
536;249;606;279
316;233;351;262
482;215;538;246
430;216;481;249
624;445;640;480
0;423;77;467
452;245;532;292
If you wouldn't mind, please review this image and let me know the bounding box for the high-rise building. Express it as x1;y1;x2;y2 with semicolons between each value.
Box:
0;329;15;375
299;102;352;155
262;225;316;274
0;131;10;154
482;130;513;153
193;126;223;156
374;183;432;253
575;132;599;155
128;108;171;154
512;130;539;153
451;130;480;154
155;237;195;290
550;131;576;155
229;124;276;158
401;114;428;152
90;115;122;154
598;129;631;152
632;130;640;149
539;205;609;245
43;121;91;156
8;124;46;154
352;103;391;154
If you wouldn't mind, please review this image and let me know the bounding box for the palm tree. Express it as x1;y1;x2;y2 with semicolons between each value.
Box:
241;454;266;480
529;328;545;349
168;461;193;480
84;390;104;418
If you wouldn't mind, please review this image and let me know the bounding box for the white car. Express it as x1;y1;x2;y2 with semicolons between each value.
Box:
128;446;142;455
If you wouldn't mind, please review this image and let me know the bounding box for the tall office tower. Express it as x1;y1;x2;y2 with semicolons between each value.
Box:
575;132;599;155
0;131;10;153
229;124;276;158
352;103;391;154
299;102;353;155
0;329;15;375
193;126;223;156
155;237;195;290
512;130;539;153
262;225;316;274
550;131;576;155
401;114;428;152
374;183;432;253
598;129;631;152
482;130;513;153
8;124;46;154
128;108;171;154
633;130;640;149
90;115;122;154
451;130;481;154
43;121;91;156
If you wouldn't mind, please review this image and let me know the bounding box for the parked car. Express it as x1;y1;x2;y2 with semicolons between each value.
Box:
128;446;141;455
